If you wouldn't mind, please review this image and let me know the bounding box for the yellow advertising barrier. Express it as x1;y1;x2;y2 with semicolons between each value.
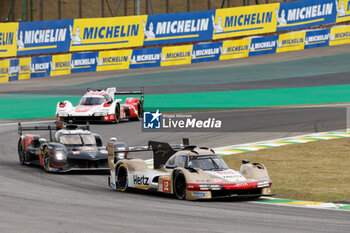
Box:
160;44;193;66
51;54;71;76
336;0;350;23
70;15;147;52
18;57;31;80
0;22;18;58
219;38;251;60
96;49;133;71
213;3;279;40
276;31;305;53
330;25;350;46
0;59;9;83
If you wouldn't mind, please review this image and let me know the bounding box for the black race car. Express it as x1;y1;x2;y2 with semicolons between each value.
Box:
17;122;126;172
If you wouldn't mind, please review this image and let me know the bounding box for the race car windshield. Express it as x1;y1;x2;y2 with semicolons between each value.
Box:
80;97;105;105
188;155;228;171
59;134;96;146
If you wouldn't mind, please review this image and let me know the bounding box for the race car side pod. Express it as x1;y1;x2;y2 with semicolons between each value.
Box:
107;138;189;188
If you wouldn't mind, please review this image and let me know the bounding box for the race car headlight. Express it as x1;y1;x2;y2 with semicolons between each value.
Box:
257;181;270;188
94;112;108;116
58;112;68;117
116;153;125;160
198;184;223;190
55;151;67;161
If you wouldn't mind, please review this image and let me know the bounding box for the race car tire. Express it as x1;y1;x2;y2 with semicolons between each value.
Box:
17;138;26;165
174;171;187;200
116;164;128;191
115;104;120;124
42;148;51;172
130;102;142;121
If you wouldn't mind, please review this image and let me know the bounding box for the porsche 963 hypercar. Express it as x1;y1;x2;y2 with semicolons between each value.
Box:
56;87;143;124
107;139;273;200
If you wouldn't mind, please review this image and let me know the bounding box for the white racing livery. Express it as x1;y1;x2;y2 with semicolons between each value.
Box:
107;139;273;200
56;87;143;124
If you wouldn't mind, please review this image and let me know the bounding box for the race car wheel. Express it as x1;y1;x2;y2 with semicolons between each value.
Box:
18;138;26;165
174;171;187;200
130;102;143;121
42;149;51;172
115;104;120;124
116;164;128;191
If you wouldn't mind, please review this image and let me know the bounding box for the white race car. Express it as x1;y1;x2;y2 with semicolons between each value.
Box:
107;139;273;200
56;87;143;124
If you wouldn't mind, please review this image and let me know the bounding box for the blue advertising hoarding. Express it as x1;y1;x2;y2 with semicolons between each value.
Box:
129;47;162;69
304;28;330;49
249;35;279;56
276;0;336;32
191;42;222;63
17;19;73;56
143;10;215;46
8;58;19;82
70;52;98;73
30;55;52;78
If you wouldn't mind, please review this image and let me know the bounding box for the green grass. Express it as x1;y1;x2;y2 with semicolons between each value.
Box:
223;137;350;202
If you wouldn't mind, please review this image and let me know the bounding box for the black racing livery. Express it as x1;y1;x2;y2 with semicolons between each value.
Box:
17;122;126;173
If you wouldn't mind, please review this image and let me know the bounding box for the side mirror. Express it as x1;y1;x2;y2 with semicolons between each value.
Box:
165;164;177;169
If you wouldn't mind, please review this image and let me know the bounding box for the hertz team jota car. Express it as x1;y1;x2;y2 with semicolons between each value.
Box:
56;87;143;124
107;139;273;200
17;122;126;172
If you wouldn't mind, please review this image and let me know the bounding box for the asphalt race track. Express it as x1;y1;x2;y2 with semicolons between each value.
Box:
1;45;350;232
1;121;350;233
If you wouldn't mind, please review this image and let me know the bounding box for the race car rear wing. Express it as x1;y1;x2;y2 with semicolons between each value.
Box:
87;87;144;103
111;138;189;169
114;87;144;103
18;122;90;142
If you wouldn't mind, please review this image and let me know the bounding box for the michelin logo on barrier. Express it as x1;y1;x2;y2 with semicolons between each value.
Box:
336;0;347;17
212;15;224;33
329;25;350;45
30;56;52;78
129;47;162;69
336;0;350;22
71;52;97;73
191;42;222;63
70;25;82;45
276;0;336;32
304;29;330;49
69;16;146;52
8;59;19;82
96;50;132;71
17;20;73;56
212;4;278;40
0;31;14;46
249;35;278;56
143;10;214;46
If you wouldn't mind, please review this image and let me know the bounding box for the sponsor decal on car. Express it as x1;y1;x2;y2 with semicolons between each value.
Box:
163;177;170;192
193;192;206;197
133;175;149;186
82;146;95;151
